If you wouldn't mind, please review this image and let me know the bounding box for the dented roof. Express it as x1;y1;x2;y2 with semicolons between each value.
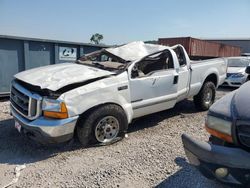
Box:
105;41;169;62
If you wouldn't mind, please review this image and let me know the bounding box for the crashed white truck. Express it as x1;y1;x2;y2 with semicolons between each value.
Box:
10;41;227;145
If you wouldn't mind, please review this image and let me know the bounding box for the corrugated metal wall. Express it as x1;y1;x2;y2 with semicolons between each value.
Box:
208;39;250;54
0;36;106;95
0;38;24;95
158;37;241;59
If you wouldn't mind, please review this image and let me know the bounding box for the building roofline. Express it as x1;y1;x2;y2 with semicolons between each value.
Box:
205;38;250;41
0;34;110;47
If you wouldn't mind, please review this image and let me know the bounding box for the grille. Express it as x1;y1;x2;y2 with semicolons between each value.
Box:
231;82;241;85
226;73;234;78
11;86;29;116
10;82;42;120
236;121;250;148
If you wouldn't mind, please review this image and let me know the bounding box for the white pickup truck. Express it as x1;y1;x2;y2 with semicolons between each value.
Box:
10;41;227;145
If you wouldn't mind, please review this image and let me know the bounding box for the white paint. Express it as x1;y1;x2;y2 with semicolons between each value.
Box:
15;63;114;91
129;69;178;117
105;41;168;61
14;41;227;125
59;71;134;123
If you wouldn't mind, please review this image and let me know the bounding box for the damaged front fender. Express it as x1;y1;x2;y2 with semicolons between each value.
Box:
59;72;133;124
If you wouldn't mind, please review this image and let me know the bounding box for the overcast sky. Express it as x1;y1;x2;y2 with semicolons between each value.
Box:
0;0;250;44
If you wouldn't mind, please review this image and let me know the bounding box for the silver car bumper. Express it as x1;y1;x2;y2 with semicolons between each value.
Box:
222;76;247;87
11;106;79;144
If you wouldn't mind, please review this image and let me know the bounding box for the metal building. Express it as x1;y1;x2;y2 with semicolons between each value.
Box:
0;35;108;96
206;39;250;56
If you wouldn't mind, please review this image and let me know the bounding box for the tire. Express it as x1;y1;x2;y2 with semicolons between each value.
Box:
193;81;216;111
76;104;128;147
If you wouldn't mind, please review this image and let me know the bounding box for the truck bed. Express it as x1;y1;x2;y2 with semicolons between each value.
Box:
188;58;227;97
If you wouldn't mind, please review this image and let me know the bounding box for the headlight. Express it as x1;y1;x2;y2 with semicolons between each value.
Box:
205;115;233;143
42;98;68;119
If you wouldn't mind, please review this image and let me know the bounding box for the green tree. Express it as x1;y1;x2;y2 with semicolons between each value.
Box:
90;33;104;44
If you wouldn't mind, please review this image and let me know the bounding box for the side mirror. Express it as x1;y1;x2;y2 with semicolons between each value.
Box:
246;66;250;74
131;65;139;78
131;69;139;78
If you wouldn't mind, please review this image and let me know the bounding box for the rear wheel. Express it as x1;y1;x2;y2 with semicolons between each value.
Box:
193;81;216;111
76;104;128;147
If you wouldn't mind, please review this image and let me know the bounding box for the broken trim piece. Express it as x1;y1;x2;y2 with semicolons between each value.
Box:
2;164;26;188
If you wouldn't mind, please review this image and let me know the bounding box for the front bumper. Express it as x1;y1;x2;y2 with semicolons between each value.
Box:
11;106;79;144
222;77;247;87
182;134;250;186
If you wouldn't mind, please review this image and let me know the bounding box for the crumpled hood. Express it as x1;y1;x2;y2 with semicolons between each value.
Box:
209;82;250;120
15;63;114;91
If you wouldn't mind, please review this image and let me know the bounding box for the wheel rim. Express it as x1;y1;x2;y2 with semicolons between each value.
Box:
204;88;213;105
95;116;120;143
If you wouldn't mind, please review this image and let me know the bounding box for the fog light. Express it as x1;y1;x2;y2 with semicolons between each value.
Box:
215;168;228;178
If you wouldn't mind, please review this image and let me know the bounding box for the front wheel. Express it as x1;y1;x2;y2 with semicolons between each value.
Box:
76;104;128;147
193;81;216;111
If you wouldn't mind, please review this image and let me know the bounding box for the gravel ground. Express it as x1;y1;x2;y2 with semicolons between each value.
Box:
0;88;234;188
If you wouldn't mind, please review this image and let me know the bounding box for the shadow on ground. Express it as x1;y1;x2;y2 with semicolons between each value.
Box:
0;96;9;102
217;86;237;92
0;118;82;165
128;99;199;133
0;99;199;165
0;86;233;166
129;86;236;133
156;157;229;188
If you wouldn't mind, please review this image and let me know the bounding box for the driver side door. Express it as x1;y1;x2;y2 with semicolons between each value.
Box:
129;55;178;118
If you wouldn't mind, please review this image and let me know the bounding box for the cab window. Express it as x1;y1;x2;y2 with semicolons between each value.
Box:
173;46;187;66
131;50;174;78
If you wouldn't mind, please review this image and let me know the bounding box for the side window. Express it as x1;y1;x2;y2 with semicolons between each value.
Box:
131;51;174;78
174;47;187;66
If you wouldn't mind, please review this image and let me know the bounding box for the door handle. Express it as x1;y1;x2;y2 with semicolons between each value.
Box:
173;75;179;84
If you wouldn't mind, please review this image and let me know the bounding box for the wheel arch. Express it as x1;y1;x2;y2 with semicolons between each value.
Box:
75;102;129;146
75;102;129;128
203;73;218;87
